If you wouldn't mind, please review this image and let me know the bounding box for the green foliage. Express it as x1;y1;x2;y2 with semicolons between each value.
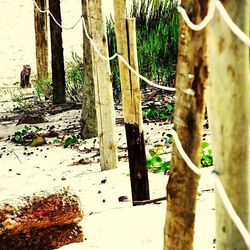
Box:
106;16;121;103
147;145;170;173
147;139;214;174
201;141;213;167
106;0;179;101
65;52;84;102
143;103;174;120
8;88;43;113
165;133;173;144
12;126;41;144
63;134;81;148
130;0;179;88
33;77;53;101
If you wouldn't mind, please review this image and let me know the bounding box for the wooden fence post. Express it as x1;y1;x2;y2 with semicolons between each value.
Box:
207;1;249;249
83;0;118;170
80;0;98;139
113;1;150;204
163;1;209;249
33;0;48;81
48;0;66;104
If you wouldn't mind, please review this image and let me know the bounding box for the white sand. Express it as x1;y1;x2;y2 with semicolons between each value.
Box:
0;1;215;248
0;90;215;250
0;0;133;86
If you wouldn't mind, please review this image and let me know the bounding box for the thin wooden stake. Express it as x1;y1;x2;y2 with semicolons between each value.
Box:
208;1;249;249
114;0;149;204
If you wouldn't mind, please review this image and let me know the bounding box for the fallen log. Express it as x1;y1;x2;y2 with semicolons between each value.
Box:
0;186;84;249
0;224;83;250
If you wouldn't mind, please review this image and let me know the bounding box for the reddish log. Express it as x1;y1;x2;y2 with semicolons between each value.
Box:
0;224;83;250
0;187;84;249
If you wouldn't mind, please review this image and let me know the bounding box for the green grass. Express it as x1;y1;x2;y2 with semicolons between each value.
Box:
13;0;179;108
107;0;179;100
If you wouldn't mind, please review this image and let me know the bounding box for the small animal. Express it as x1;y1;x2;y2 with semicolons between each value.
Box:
20;65;31;88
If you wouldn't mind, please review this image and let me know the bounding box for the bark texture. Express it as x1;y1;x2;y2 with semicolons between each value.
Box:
113;4;149;203
48;0;66;104
34;0;48;80
0;224;83;250
207;1;249;249
80;0;98;139
0;187;84;249
164;1;209;249
82;0;118;170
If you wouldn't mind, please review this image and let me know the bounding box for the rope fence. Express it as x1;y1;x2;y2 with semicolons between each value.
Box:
178;0;250;46
33;0;250;247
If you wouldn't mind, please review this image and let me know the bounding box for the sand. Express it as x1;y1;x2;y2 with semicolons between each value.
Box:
0;87;216;250
0;1;216;249
0;0;133;86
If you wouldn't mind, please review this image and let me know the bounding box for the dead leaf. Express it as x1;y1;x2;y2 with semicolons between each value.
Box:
30;136;46;147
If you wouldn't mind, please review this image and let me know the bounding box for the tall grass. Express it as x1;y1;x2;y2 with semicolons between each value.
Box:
107;0;179;98
31;0;179;104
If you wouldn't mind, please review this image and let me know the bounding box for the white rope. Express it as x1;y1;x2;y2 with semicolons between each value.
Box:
33;0;176;92
33;0;82;30
214;0;250;46
33;0;47;13
49;14;82;30
81;18;118;61
212;171;250;248
178;0;250;46
170;130;201;176
171;129;250;247
177;0;215;31
117;55;176;91
81;16;176;91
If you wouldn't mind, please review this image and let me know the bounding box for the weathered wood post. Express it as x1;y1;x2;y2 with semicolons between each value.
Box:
82;0;118;170
207;1;249;249
33;0;48;81
48;0;66;104
80;0;98;139
163;1;209;249
113;1;150;203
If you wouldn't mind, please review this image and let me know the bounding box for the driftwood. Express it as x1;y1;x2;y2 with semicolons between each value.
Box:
0;186;84;249
0;224;83;250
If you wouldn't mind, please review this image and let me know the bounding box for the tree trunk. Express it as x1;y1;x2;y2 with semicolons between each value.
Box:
80;0;98;139
113;1;150;203
48;0;66;104
207;1;249;249
34;0;48;81
0;187;84;249
82;0;118;170
163;1;209;249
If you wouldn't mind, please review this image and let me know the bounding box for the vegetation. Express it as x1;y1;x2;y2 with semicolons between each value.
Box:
200;141;213;167
11;125;83;148
11;0;178;108
146;139;213;174
143;103;174;120
146;145;170;173
64;52;84;103
107;0;179;100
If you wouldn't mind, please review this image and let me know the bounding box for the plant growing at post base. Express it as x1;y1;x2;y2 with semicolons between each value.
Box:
200;141;213;167
65;52;84;102
146;138;213;174
146;145;170;173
